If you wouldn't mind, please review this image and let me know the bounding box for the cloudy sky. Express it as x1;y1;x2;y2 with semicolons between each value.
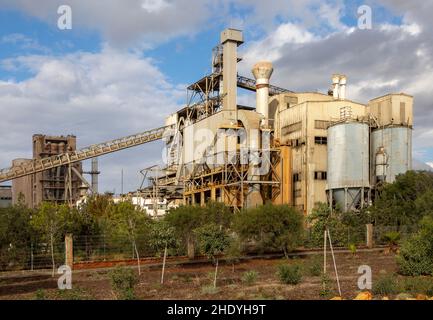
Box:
0;0;432;193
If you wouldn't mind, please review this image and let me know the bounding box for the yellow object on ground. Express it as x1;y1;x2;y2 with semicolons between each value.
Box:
354;291;372;300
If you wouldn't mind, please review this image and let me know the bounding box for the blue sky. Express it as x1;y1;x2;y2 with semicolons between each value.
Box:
0;0;432;192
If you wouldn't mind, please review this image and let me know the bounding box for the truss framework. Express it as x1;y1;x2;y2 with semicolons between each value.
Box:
0;125;171;183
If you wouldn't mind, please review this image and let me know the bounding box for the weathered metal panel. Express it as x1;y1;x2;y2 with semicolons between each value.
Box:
327;122;370;189
371;126;412;183
327;121;370;211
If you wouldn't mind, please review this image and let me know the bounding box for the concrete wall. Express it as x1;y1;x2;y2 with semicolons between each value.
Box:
275;92;367;215
0;186;12;208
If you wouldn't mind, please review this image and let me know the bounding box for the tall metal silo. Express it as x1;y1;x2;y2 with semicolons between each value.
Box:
326;121;370;212
371;126;412;184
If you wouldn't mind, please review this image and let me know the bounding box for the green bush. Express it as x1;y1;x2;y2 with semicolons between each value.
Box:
55;288;93;300
306;255;322;277
382;231;400;245
109;267;139;300
277;264;302;285
348;243;357;255
402;277;433;296
319;273;332;297
397;217;433;276
372;274;399;295
242;271;258;286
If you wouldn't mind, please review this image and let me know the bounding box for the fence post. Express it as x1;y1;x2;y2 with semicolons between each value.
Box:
65;233;73;269
366;224;374;249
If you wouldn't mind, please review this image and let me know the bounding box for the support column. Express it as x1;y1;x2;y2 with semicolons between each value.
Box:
65;233;73;269
366;224;374;249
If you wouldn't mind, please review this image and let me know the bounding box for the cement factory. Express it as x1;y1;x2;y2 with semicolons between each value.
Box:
0;28;413;216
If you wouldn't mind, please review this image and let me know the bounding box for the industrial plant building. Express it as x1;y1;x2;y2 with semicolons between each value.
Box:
157;28;413;215
11;135;83;208
0;186;12;208
0;28;413;216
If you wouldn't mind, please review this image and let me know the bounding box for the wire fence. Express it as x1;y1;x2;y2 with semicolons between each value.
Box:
0;241;65;272
0;224;421;272
72;235;156;263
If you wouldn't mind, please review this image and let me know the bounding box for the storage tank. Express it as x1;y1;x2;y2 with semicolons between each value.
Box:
327;121;370;212
371;126;412;184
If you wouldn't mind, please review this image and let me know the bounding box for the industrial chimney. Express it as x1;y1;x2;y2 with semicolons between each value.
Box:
339;75;347;100
332;74;340;100
331;74;347;100
220;29;243;114
252;61;274;128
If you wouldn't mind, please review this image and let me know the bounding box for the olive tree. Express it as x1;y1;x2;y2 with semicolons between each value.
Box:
31;202;70;276
109;201;151;275
149;220;177;284
194;223;230;288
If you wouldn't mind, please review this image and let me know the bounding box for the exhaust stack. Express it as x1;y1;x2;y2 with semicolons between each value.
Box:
252;61;274;128
332;74;340;100
339;75;347;100
220;29;243;114
331;74;347;100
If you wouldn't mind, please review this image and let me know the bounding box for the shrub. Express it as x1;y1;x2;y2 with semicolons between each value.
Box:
320;273;332;297
277;264;302;285
382;231;401;245
348;243;357;256
242;271;258;286
55;288;93;300
372;274;399;295
201;285;219;295
402;277;433;296
234;204;304;257
397;217;433;276
306;255;322;277
109;267;139;300
34;289;46;300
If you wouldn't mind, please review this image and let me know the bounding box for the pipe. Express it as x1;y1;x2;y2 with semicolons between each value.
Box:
252;61;274;128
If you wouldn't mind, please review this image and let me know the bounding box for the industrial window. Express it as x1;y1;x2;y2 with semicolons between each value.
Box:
291;138;305;147
315;120;330;129
293;173;301;182
281;121;302;135
314;171;327;180
314;136;327;145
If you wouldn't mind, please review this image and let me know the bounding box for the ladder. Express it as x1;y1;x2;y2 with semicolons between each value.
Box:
0;125;171;183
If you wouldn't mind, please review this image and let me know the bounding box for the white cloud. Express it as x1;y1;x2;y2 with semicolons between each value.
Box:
0;48;184;192
240;23;317;69
0;0;213;48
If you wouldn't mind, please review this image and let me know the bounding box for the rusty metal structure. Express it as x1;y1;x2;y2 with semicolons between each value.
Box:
0;29;413;215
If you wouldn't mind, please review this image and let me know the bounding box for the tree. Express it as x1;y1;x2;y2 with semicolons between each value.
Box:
225;235;242;272
149;220;177;284
165;205;205;258
397;216;433;276
31;202;70;276
307;203;351;247
0;201;34;270
370;171;433;227
234;204;304;258
194;223;230;288
108;201;151;275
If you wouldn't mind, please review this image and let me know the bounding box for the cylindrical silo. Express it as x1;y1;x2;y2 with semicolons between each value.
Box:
327;121;370;212
371;126;412;184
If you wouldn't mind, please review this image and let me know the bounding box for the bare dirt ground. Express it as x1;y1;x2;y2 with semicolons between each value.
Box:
0;251;406;300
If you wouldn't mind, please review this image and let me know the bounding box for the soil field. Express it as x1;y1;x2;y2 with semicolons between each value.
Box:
0;250;428;300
